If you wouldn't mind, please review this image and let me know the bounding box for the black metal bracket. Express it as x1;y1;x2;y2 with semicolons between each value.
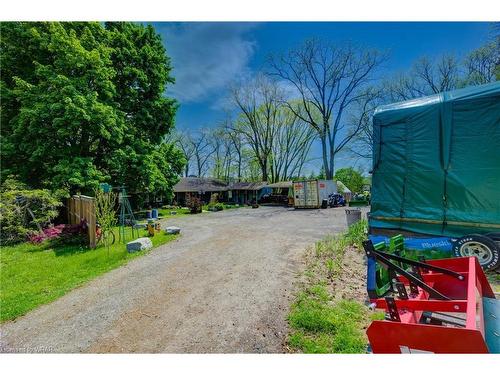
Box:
395;282;409;300
385;297;401;322
369;244;464;280
409;281;419;296
411;265;422;280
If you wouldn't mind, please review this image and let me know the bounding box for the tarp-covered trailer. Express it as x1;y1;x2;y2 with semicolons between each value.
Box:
293;179;337;208
369;81;500;270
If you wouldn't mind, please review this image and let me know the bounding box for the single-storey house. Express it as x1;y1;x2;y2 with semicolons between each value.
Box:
173;177;229;206
264;181;293;205
228;182;271;205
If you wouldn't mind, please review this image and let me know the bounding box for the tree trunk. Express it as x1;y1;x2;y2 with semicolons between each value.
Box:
237;154;242;182
261;159;268;182
320;135;332;179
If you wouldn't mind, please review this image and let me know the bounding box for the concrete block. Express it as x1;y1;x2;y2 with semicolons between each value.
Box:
127;237;153;253
166;226;181;235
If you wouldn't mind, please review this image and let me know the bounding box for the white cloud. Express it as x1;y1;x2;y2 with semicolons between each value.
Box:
156;23;258;103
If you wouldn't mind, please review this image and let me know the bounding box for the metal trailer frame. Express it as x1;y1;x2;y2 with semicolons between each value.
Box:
363;238;499;353
368;225;500;271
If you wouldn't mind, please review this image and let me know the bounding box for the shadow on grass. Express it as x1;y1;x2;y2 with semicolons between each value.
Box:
24;240;97;257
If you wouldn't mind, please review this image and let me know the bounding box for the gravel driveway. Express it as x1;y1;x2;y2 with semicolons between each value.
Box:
1;206;353;353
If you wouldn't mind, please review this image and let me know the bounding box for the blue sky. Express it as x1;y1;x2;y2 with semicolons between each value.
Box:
150;22;493;174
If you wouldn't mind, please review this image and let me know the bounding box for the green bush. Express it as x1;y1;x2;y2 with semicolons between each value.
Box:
0;177;62;244
188;196;202;214
206;202;224;211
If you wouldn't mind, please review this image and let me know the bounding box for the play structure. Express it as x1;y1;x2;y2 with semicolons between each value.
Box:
363;235;499;353
369;82;500;270
100;184;138;243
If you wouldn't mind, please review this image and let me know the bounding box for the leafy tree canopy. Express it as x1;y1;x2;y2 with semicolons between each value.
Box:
1;22;182;198
334;167;364;193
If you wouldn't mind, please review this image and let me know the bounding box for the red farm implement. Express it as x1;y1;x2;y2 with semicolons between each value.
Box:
363;236;499;353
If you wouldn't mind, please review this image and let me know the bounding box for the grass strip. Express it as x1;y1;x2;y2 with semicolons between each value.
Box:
0;226;176;322
287;220;382;353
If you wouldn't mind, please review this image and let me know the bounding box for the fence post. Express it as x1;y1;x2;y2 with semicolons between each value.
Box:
67;195;96;248
87;197;96;248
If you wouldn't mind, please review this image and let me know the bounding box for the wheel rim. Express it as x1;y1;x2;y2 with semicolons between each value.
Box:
459;241;493;265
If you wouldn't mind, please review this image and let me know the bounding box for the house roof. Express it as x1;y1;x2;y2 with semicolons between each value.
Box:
336;180;351;193
173;177;229;193
267;181;293;189
229;181;268;191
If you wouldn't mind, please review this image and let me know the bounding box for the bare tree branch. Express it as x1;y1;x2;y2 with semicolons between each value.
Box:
268;39;386;178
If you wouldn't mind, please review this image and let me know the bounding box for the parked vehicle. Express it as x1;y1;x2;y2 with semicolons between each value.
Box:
328;193;346;207
293;179;337;209
369;82;500;270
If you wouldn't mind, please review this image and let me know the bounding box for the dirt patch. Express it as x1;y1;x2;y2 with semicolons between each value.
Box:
332;245;368;303
298;232;368;305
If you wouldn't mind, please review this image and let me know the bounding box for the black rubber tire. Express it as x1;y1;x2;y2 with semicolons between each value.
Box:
108;230;116;245
98;230;116;246
452;234;500;271
485;232;500;242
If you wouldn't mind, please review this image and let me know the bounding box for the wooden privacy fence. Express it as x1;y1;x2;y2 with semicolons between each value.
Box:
67;195;96;248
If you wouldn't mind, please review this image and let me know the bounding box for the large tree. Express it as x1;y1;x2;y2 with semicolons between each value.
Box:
268;39;386;179
347;87;385;159
104;22;180;195
170;131;195;177
269;105;315;182
209;126;235;181
386;39;499;103
385;55;460;101
189;129;216;177
0;22;182;197
334;167;364;193
231;75;282;181
224;118;246;182
463;39;499;85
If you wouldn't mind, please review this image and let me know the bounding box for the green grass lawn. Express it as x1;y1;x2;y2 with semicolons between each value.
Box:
0;226;177;322
288;284;375;353
157;207;191;218
133;207;191;221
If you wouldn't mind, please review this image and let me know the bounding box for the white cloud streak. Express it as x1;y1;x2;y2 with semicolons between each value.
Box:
156;23;258;103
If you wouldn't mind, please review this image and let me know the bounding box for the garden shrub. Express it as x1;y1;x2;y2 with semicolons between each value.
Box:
188;196;202;214
94;189;118;251
0;177;62;244
28;221;88;246
207;202;224;211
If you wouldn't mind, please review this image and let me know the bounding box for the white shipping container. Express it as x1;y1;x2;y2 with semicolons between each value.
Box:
293;179;337;208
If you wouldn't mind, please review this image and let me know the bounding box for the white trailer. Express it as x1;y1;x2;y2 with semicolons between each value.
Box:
293;179;337;208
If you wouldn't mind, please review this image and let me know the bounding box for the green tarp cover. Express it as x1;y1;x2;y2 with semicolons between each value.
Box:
370;81;500;237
